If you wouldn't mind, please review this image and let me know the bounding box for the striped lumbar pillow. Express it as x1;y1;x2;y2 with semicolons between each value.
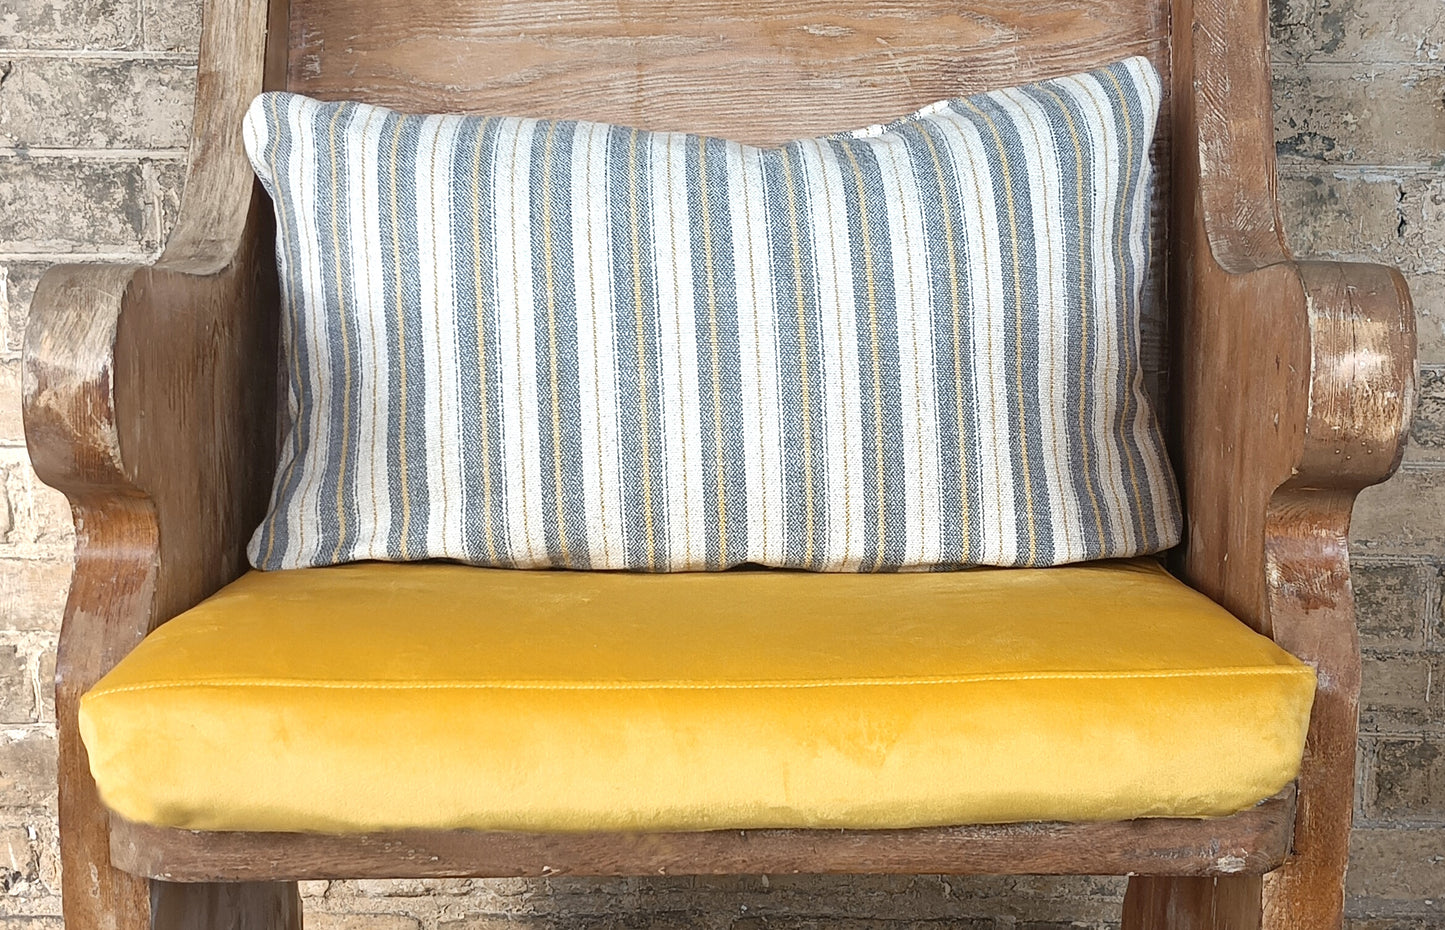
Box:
243;56;1181;572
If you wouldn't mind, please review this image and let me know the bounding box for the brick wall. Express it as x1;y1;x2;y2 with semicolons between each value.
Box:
0;1;1440;926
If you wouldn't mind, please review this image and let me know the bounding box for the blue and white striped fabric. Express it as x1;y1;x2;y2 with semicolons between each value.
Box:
243;56;1181;572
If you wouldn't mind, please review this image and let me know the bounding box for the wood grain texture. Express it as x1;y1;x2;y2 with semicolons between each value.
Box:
1123;876;1264;930
111;789;1296;882
151;882;300;930
1147;0;1417;925
288;0;1167;143
21;0;290;929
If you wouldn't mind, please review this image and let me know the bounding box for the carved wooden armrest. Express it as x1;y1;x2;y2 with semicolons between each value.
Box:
1175;256;1413;613
24;0;284;625
24;163;281;930
1132;0;1417;923
25;209;279;614
1166;246;1413;929
21;3;286;927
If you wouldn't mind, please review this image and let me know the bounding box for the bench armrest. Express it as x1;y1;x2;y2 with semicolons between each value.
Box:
1174;257;1413;619
22;1;285;927
26;0;285;618
26;202;279;623
1172;0;1414;614
1165;0;1416;923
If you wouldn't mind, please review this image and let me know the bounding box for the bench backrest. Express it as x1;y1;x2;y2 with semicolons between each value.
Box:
283;0;1174;401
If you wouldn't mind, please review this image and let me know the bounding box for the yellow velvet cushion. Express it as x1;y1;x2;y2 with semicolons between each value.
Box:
80;559;1315;834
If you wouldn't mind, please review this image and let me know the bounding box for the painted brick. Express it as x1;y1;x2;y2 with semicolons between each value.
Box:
0;58;195;149
306;915;423;930
916;877;1107;919
355;880;479;898
140;0;200;53
1271;0;1445;63
35;649;52;725
1279;169;1445;276
0;456;74;556
29;481;71;551
1278;170;1405;262
1275;63;1445;165
0;732;55;808
0;360;23;444
1359;653;1439;733
1347;827;1445;901
0;559;71;633
1411;273;1445;365
533;878;766;920
442;915;724;930
421;876;1123;927
0;0;140;51
730;875;1123;924
1411;368;1445;455
1372;738;1445;821
0;646;33;723
1352;470;1445;557
0;156;183;254
1399;172;1445;276
31;821;56;895
0;484;19;546
730;921;994;930
480;876;744;921
0;824;38;896
1354;561;1429;647
0;263;45;362
417;877;557;916
1432;565;1445;652
0;901;64;918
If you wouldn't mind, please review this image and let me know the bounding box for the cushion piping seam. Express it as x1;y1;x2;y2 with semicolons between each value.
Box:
87;665;1315;698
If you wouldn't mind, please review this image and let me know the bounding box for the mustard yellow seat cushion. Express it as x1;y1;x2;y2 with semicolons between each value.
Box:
80;559;1315;834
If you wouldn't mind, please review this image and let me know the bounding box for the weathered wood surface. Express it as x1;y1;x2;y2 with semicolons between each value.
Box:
288;0;1168;144
113;789;1296;882
1123;875;1264;930
1132;0;1417;925
150;882;301;930
22;0;290;929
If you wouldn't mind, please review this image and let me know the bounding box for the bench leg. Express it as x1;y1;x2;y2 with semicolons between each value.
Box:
150;881;301;930
1121;876;1263;929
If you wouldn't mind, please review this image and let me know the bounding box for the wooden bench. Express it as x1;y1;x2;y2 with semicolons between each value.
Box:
22;0;1416;927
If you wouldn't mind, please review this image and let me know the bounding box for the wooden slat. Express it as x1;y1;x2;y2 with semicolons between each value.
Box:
151;882;301;930
288;0;1167;144
110;788;1295;883
1122;875;1264;930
